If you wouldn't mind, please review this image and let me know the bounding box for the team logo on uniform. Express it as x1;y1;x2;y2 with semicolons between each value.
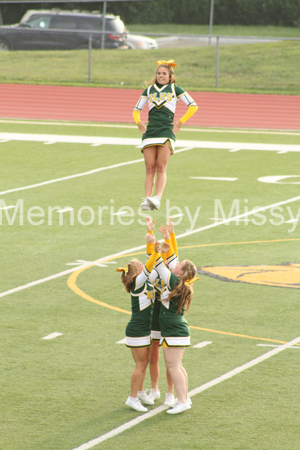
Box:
197;263;300;289
149;91;173;109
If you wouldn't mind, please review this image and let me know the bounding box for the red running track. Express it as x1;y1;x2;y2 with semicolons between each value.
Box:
0;83;299;130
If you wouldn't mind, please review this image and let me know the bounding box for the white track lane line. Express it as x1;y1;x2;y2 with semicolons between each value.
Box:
71;336;300;450
1;193;300;299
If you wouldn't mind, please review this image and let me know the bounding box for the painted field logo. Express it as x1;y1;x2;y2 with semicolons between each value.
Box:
198;263;300;289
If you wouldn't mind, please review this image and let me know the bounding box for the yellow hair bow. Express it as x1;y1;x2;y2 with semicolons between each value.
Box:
184;277;200;286
157;60;178;68
116;265;128;273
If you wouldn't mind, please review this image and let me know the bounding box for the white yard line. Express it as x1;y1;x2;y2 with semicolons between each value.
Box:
71;336;300;450
170;213;184;218
0;133;299;198
0;245;147;299
257;344;300;349
57;208;74;213
0;133;300;152
1;119;299;135
285;218;298;223
0;205;16;210
1;193;300;300
113;211;129;216
210;218;250;222
0;146;196;197
0;158;144;197
190;177;238;181
193;341;212;348
175;194;300;240
42;332;63;340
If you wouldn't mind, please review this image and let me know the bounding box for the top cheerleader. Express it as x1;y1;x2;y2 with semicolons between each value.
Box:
133;60;198;211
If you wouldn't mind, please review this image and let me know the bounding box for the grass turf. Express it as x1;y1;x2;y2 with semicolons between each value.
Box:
0;121;300;450
0;40;300;94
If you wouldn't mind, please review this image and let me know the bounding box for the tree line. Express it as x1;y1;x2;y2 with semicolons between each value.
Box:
1;0;300;27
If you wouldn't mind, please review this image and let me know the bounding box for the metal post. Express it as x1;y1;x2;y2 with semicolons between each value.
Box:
209;0;214;46
216;35;219;88
101;1;107;50
88;33;92;83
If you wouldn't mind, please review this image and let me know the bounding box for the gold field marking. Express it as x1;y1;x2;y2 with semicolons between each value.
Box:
67;238;300;346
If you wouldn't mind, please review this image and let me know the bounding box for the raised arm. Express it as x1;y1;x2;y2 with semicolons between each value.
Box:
153;244;172;287
135;233;159;288
167;218;178;258
159;224;177;267
146;217;155;259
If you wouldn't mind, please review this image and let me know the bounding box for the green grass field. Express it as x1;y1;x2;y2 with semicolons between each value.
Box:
1;119;300;450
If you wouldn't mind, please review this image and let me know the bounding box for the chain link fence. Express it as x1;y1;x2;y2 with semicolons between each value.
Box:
0;0;299;89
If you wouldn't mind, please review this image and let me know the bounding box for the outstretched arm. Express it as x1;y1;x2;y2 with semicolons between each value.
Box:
167;218;178;258
135;236;159;288
146;217;155;259
158;226;171;263
154;256;172;287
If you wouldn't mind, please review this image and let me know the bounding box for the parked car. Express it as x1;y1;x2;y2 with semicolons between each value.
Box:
0;9;127;50
126;34;158;50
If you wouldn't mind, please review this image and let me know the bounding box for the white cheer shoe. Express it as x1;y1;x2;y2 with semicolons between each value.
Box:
140;198;153;211
148;389;160;402
125;396;148;412
146;196;161;210
166;400;191;414
164;393;175;407
138;390;155;405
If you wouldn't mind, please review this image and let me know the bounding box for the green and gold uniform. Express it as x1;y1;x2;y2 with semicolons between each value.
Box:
150;277;165;341
125;251;158;348
147;232;179;343
133;83;197;153
125;275;155;348
154;257;190;348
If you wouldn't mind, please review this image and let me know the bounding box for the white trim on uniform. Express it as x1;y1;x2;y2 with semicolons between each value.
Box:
151;330;161;341
141;137;175;153
126;335;151;348
171;83;177;99
134;95;148;112
178;91;197;107
160;336;191;347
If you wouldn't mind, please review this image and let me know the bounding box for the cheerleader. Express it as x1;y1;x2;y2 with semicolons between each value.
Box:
133;60;198;211
145;234;200;414
145;217;176;407
116;236;158;413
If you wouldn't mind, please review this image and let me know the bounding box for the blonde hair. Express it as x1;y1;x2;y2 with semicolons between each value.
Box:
168;260;197;314
119;259;140;293
145;64;177;87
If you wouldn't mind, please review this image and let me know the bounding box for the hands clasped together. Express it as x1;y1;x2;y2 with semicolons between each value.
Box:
145;216;175;255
